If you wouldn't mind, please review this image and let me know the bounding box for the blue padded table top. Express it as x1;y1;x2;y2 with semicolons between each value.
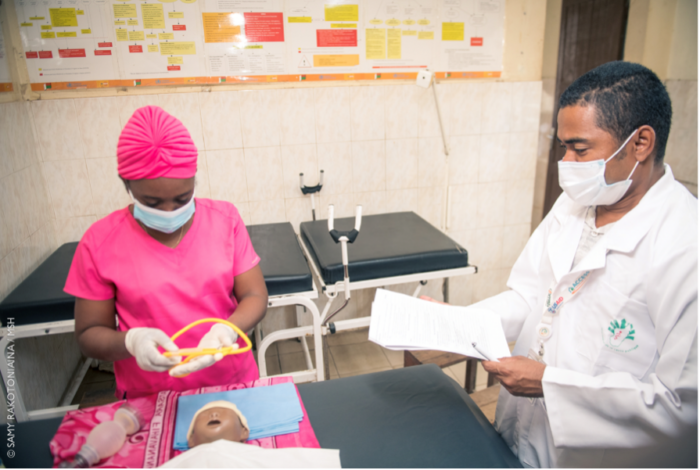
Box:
0;364;520;468
0;222;312;327
300;211;469;286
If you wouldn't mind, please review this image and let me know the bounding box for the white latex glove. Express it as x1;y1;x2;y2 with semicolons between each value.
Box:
125;327;182;372
169;323;239;377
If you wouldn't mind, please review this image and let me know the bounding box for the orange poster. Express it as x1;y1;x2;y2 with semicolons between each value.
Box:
202;13;241;43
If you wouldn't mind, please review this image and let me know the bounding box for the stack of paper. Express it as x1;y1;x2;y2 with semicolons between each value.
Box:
173;383;304;450
369;289;512;361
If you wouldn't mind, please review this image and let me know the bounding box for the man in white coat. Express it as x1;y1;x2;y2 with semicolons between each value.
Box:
468;62;696;467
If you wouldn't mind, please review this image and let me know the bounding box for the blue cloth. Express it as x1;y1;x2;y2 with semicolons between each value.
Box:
173;383;303;450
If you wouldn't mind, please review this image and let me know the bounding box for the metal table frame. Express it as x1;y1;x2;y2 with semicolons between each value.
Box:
0;319;92;422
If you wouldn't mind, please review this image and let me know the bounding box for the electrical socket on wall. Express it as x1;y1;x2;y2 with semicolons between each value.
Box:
416;70;433;88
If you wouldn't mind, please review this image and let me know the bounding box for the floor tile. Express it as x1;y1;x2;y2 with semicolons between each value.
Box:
279;350;316;373
277;337;315;355
381;347;404;367
83;367;115;384
326;328;370;347
330;341;391;376
340;365;392;378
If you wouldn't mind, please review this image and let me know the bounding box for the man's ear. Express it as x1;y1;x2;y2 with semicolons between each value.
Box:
633;125;656;164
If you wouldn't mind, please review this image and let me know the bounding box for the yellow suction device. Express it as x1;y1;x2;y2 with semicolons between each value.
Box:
162;318;252;377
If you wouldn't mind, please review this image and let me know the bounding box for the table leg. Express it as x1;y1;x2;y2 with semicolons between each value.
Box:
465;358;478;394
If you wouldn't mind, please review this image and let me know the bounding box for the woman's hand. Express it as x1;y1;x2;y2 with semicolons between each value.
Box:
168;323;238;377
125;327;182;372
482;356;546;397
419;295;449;306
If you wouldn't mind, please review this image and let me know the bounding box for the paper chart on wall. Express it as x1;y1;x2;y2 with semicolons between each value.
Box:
201;0;285;77
0;22;12;89
15;0;120;84
110;0;207;81
363;0;438;74
284;0;364;75
437;0;503;72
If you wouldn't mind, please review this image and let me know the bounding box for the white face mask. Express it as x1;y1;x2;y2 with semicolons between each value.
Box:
557;129;639;206
129;190;195;234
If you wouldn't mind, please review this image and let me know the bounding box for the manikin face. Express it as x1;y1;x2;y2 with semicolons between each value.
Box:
187;407;250;448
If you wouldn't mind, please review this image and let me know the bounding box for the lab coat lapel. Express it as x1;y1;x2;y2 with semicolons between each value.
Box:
547;202;586;282
574;165;675;273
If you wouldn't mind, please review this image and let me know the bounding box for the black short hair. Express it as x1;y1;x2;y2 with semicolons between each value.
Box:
559;61;672;163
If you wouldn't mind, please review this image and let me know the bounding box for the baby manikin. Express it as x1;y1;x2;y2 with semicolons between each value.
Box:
186;400;250;448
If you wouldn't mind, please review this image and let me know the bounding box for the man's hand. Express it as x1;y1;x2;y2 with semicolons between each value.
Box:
482;356;546;397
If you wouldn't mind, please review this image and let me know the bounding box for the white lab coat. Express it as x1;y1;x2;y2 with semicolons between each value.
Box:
473;165;697;467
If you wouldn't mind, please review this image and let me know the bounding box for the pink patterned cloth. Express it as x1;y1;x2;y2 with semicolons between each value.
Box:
50;376;320;468
117;106;197;180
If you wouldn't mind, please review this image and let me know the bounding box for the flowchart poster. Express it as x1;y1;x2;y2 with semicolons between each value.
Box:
202;0;285;77
0;22;12;88
363;0;439;73
285;0;364;75
111;0;207;81
16;0;120;84
437;0;503;72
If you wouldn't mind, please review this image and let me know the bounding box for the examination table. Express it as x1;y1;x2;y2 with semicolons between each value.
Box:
0;364;521;468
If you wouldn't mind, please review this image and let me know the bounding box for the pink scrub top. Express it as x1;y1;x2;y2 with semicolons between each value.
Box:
64;198;262;398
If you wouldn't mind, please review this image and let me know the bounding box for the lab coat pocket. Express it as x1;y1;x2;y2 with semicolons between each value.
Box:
591;283;656;379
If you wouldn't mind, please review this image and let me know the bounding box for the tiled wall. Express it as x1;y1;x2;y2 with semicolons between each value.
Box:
665;80;698;196
0;101;83;420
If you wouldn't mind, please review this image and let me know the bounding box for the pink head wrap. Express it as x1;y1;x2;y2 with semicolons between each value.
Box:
117;106;197;180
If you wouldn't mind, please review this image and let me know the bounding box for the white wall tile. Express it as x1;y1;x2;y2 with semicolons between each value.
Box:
42;160;95;219
448;135;480;185
320;193;356;218
23;164;53;235
511;81;542;133
504;178;535;226
418;137;448;187
117;95;161;128
0;248;24;301
447;273;475;306
385;138;417;189
74;97;122;158
352;140;386;192
0;172;31;252
199;91;243;150
505;132;538;182
249;199;286;224
481;82;512;134
317;142;353;195
417;186;444;229
0;209;13;261
239;90;282;148
446;82;486;136
0;106;14;180
476;182;507;228
53;215;97;246
244;146;284;201
194;151;212;199
386;188;418;213
281;144;318;198
284;197;313;232
478;133;509;182
385;85;419;139
3;102;39;172
350;86;385;141
355;190;387;215
30;100;85;161
86;157;130;218
448;184;477;231
314;87;351;143
158;93;205;151
470;226;504;270
472;268;510;303
207;149;248;203
417;84;449;137
502;223;531;268
280;88;317;145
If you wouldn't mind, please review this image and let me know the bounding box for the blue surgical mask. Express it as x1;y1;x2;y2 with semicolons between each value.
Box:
130;190;195;234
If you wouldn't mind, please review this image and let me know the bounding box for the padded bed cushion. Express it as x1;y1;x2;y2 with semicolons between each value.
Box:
248;222;313;297
300;211;469;286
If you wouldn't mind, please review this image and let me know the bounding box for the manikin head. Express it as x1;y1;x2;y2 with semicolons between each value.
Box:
186;400;250;448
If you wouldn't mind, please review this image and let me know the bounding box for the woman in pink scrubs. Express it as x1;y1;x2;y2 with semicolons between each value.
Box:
65;106;267;398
